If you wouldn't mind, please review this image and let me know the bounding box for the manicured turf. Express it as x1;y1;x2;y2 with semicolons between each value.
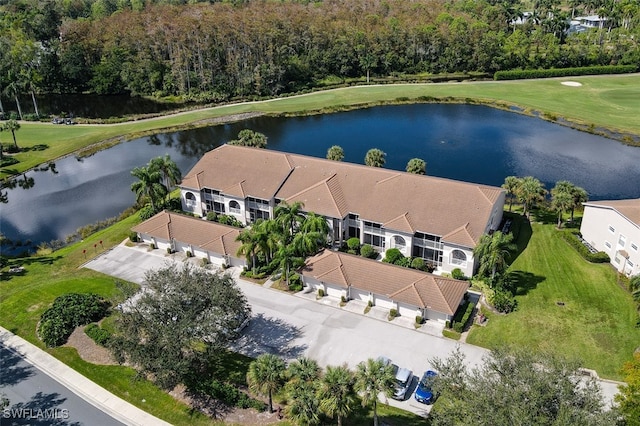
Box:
466;216;640;380
3;73;639;179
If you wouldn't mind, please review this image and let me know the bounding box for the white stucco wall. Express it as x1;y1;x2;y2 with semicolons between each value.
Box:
180;188;203;217
581;205;640;275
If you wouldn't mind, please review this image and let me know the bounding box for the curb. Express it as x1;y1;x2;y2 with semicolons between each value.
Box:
0;326;171;426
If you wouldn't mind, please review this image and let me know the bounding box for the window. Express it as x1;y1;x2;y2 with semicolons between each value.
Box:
605;241;612;249
185;192;197;207
628;259;634;268
632;243;638;252
614;253;620;264
229;200;241;214
608;225;615;234
450;250;467;267
618;234;626;247
364;233;385;249
391;236;406;250
185;192;195;200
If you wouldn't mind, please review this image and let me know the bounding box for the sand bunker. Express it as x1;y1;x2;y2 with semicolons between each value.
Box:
561;81;582;87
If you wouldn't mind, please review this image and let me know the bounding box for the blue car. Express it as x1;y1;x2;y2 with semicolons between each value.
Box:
414;370;437;404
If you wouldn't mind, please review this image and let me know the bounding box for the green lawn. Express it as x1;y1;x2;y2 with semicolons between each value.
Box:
3;73;640;179
466;216;640;380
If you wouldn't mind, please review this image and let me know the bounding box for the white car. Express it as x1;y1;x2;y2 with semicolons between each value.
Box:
392;366;413;400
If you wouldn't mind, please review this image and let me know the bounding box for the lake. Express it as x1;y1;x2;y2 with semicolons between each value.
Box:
2;104;640;250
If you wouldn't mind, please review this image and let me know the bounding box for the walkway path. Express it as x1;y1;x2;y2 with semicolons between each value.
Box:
0;327;171;426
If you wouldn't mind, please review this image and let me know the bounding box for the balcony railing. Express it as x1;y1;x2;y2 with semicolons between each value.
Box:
229;207;241;214
202;193;224;202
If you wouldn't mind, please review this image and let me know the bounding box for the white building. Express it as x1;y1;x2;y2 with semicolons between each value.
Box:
580;199;640;276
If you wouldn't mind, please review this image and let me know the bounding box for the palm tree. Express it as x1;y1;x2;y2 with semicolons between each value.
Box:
364;148;386;168
236;227;260;274
149;155;182;196
326;145;345;161
285;381;321;425
274;201;306;243
228;129;268;148
569;186;588;222
247;353;286;413
287;357;321;384
354;358;396;426
516;176;547;218
473;231;516;282
300;212;331;247
318;365;356;426
253;219;280;264
551;190;573;228
405;158;426;175
630;275;640;302
4;119;20;149
291;231;322;257
502;176;522;212
130;165;166;211
274;243;305;285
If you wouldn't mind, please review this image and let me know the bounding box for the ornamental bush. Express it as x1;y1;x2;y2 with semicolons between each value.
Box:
38;293;110;347
451;268;465;280
85;323;112;346
560;230;610;263
347;237;361;254
383;248;404;264
360;243;378;259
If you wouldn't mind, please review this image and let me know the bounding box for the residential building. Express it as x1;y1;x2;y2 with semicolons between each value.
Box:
580;198;640;276
131;210;245;267
301;250;470;322
179;144;505;276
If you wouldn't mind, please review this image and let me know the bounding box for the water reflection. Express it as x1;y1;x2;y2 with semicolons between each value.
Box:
1;104;640;249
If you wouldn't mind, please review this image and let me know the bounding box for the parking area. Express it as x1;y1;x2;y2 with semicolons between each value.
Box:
84;242;620;416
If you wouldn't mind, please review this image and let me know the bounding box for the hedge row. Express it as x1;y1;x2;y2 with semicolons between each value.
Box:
84;323;112;346
451;301;475;333
38;293;110;347
494;65;637;80
560;230;610;263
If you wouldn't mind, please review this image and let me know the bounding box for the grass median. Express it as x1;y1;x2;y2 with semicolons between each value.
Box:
3;73;639;179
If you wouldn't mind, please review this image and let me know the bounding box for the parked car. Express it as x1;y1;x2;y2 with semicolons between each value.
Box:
392;366;413;400
414;370;437;404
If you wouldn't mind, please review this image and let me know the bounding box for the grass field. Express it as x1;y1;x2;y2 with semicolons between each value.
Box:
2;73;639;179
466;213;640;380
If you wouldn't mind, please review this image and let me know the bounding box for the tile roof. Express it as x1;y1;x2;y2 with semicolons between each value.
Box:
132;210;243;257
180;144;504;246
302;250;470;315
584;199;640;227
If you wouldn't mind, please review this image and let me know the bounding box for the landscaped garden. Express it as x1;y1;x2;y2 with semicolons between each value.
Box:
467;211;640;380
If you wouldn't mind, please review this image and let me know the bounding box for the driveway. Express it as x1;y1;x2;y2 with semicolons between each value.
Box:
84;243;621;416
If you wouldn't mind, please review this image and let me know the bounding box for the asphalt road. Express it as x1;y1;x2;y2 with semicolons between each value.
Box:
84;244;621;416
0;343;124;426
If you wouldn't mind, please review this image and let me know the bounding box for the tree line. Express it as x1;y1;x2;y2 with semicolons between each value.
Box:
1;0;639;116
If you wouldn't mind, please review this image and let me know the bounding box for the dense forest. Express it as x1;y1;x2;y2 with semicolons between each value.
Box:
1;0;639;111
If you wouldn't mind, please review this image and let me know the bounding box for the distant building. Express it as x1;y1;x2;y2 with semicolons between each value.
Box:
179;144;505;276
569;15;609;34
580;199;640;276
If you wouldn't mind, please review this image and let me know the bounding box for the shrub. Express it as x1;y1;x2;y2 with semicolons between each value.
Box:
206;212;218;221
451;268;464;280
347;238;361;254
318;288;325;297
388;309;398;321
186;250;193;257
201;257;210;266
410;257;425;271
341;295;347;303
494;65;637;80
415;315;424;325
490;289;518;313
166;247;173;254
367;300;373;308
383;248;404;264
396;257;411;267
560;230;610;263
85;323;111;346
38;293;110;347
198;379;266;410
360;244;378;259
451;301;475;333
138;204;156;220
128;231;138;243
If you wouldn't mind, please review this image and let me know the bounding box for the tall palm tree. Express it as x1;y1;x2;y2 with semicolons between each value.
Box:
516;176;547;218
300;212;331;247
326;145;345;161
473;231;516;282
291;231;322;257
405;158;426;175
236;227;260;274
502;176;522;212
4;119;20;149
364;148;386;168
149;155;182;196
247;353;286;413
130;165;166;211
274;201;306;243
288;357;321;384
551;190;574;228
569;186;588;222
274;243;305;285
354;358;396;426
318;365;356;426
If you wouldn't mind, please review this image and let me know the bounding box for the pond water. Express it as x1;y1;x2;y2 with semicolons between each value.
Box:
2;104;640;250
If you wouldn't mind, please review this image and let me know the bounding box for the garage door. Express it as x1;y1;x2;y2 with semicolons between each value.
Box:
374;295;395;310
325;283;345;298
397;302;419;318
349;287;371;303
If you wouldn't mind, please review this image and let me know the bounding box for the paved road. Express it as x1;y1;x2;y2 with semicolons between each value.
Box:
84;244;622;416
0;343;125;426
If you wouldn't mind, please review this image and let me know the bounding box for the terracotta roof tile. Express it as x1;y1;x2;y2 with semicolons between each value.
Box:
584;198;640;226
302;250;469;315
132;211;242;257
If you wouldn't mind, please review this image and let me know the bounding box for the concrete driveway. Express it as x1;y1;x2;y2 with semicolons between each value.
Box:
84;243;621;416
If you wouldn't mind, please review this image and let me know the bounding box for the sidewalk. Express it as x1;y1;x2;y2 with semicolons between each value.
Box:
0;326;171;426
